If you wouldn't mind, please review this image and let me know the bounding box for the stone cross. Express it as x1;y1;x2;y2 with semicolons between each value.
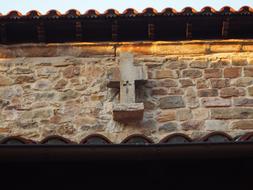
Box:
107;52;148;122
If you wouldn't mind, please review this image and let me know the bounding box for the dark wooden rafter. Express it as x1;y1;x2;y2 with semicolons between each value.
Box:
0;23;7;43
37;21;45;42
75;21;83;41
186;22;192;39
148;22;155;40
112;20;118;41
222;17;230;38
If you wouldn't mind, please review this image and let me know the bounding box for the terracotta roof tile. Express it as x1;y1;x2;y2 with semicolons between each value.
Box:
1;6;253;19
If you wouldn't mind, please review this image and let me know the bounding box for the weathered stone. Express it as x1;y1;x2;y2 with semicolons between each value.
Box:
58;90;80;101
0;74;13;86
156;110;176;122
21;109;53;120
11;67;33;74
34;92;56;101
204;69;222;79
224;67;241;78
220;87;241;98
196;79;209;89
31;79;52;90
113;103;144;122
201;97;231;107
15;75;35;84
153;69;178;79
159;79;178;87
232;57;248;66
181;120;204;131
0;85;23;100
182;69;202;78
210;59;230;68
211;108;253;119
198;89;218;97
159;96;185;109
232;77;253;87
244;67;253;77
144;100;157;110
166;61;187;70
159;122;178;132
168;87;184;95
231;120;253;129
151;87;168;96
248;86;253;96
176;108;192;121
204;120;229;131
37;67;58;77
185;87;199;108
192;109;209;120
17;121;39;129
54;79;68;90
234;98;253;107
63;65;80;78
179;79;194;87
210;79;230;89
189;60;208;68
0;99;10;109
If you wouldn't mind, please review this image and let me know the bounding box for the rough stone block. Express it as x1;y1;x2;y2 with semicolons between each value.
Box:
232;58;248;66
151;87;168;96
189;60;208;68
231;120;253;129
181;120;204;131
201;97;231;107
159;96;185;109
192;109;209;120
248;86;253;96
220;87;241;98
153;69;178;79
182;69;202;78
0;74;13;86
196;79;209;89
156;110;176;122
224;67;241;78
232;77;253;87
234;98;253;107
176;108;192;121
179;79;194;87
211;108;253;119
244;67;253;77
204;120;229;131
210;79;230;89
159;122;179;132
198;89;218;97
204;69;222;79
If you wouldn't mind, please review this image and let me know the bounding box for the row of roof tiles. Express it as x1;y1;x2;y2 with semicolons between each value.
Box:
1;6;253;19
1;132;253;145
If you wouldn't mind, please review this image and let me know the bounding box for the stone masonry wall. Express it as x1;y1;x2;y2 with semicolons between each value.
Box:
1;41;253;143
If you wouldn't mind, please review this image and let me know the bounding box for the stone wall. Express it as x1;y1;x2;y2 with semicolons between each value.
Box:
1;40;253;143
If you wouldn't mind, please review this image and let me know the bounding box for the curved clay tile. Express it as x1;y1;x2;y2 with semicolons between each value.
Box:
198;132;233;143
159;133;192;144
80;134;112;145
26;10;42;18
65;9;81;18
6;10;23;19
142;7;158;16
0;136;36;144
219;6;236;15
121;134;154;144
104;9;120;18
40;135;73;144
200;6;217;16
180;7;197;15
45;9;62;18
236;132;253;141
238;6;253;15
122;8;138;17
161;7;177;16
84;9;100;18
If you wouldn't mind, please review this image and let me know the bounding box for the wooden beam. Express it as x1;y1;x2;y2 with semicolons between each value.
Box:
112;20;118;41
148;23;155;40
186;22;192;39
37;22;45;42
75;21;82;41
222;18;229;38
0;23;7;43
